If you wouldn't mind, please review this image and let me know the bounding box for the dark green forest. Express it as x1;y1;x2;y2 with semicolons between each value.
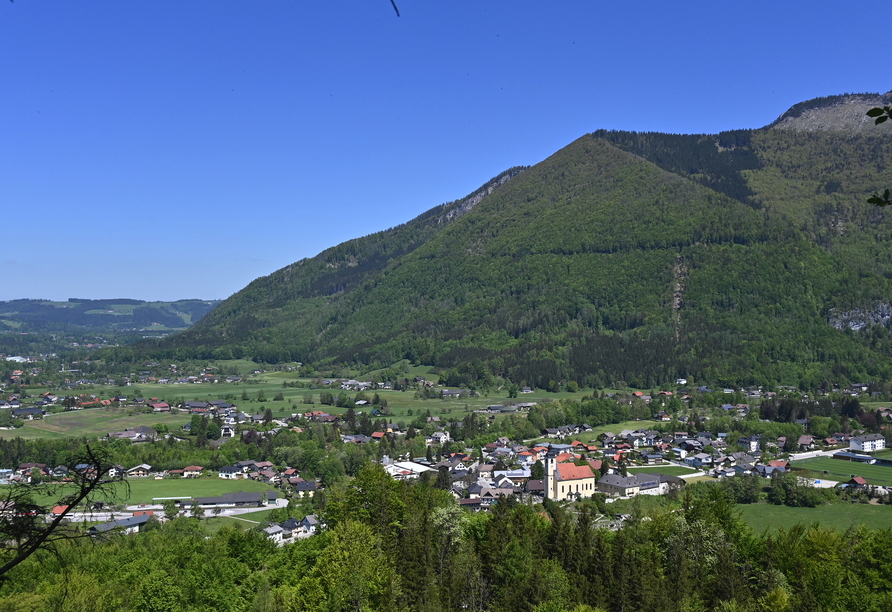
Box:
1;465;891;612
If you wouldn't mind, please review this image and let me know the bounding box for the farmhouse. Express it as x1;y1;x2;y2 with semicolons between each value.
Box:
126;464;153;478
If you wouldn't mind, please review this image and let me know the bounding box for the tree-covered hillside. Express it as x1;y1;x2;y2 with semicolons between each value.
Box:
0;299;220;354
120;93;892;389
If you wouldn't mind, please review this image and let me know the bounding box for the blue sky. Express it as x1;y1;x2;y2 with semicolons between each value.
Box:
2;1;888;302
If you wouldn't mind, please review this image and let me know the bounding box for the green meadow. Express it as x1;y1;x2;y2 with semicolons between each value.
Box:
27;476;278;507
0;407;190;440
9;357;596;439
737;502;892;532
791;456;892;486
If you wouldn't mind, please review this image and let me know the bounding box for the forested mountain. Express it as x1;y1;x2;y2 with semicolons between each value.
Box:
0;298;220;354
124;92;892;389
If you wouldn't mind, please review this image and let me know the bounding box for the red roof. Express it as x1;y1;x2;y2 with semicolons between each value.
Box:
51;505;69;515
183;466;203;471
850;476;868;485
556;463;595;481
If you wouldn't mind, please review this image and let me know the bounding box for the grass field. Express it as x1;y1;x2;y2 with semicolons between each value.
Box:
738;502;892;532
10;369;597;440
25;476;279;506
791;457;892;486
0;407;191;440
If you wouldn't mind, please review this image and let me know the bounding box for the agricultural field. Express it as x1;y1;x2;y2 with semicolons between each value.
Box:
737;502;892;533
0;406;190;440
791;456;892;487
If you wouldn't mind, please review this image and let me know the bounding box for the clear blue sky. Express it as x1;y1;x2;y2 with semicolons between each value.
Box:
2;1;887;302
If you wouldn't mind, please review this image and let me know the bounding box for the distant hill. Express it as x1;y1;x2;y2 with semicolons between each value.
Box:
0;298;221;354
122;91;892;389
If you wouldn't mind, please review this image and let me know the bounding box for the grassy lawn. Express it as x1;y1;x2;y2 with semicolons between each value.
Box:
24;477;278;506
0;407;190;440
738;502;892;533
791;457;892;486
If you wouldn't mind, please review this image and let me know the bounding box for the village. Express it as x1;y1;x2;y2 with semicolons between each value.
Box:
2;383;890;545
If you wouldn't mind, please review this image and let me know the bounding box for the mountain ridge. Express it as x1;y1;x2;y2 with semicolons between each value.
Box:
117;92;892;389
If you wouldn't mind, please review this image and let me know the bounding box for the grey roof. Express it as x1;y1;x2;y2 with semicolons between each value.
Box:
89;514;152;534
194;490;278;505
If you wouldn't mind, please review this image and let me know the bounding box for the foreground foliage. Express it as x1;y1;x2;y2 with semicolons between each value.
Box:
1;465;891;612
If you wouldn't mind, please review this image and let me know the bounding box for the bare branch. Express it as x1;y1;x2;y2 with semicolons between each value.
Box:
0;445;127;580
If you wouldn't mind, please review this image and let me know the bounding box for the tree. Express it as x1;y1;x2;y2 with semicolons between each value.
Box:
867;105;892;206
263;408;274;424
162;500;179;522
190;500;205;521
435;466;452;491
0;445;126;580
531;460;546;481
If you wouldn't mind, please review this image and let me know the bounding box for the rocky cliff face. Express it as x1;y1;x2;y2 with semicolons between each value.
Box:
770;92;892;133
829;304;892;331
437;167;525;224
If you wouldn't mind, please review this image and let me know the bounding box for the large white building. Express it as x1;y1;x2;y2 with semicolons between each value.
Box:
850;433;886;453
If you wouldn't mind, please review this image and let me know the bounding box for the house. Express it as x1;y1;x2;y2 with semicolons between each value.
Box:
218;465;243;480
299;514;320;536
850;433;886;453
798;435;815;451
263;524;284;544
754;465;786;478
847;476;869;488
427;431;451;445
127;464;152;478
293;481;318;498
684;453;713;468
597;472;664;497
11;408;44;420
737;435;762;453
183;466;204;478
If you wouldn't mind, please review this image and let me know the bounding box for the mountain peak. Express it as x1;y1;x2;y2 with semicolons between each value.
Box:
769;91;892;133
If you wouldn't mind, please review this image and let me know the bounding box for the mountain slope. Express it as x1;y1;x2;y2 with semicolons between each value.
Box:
128;92;892;388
